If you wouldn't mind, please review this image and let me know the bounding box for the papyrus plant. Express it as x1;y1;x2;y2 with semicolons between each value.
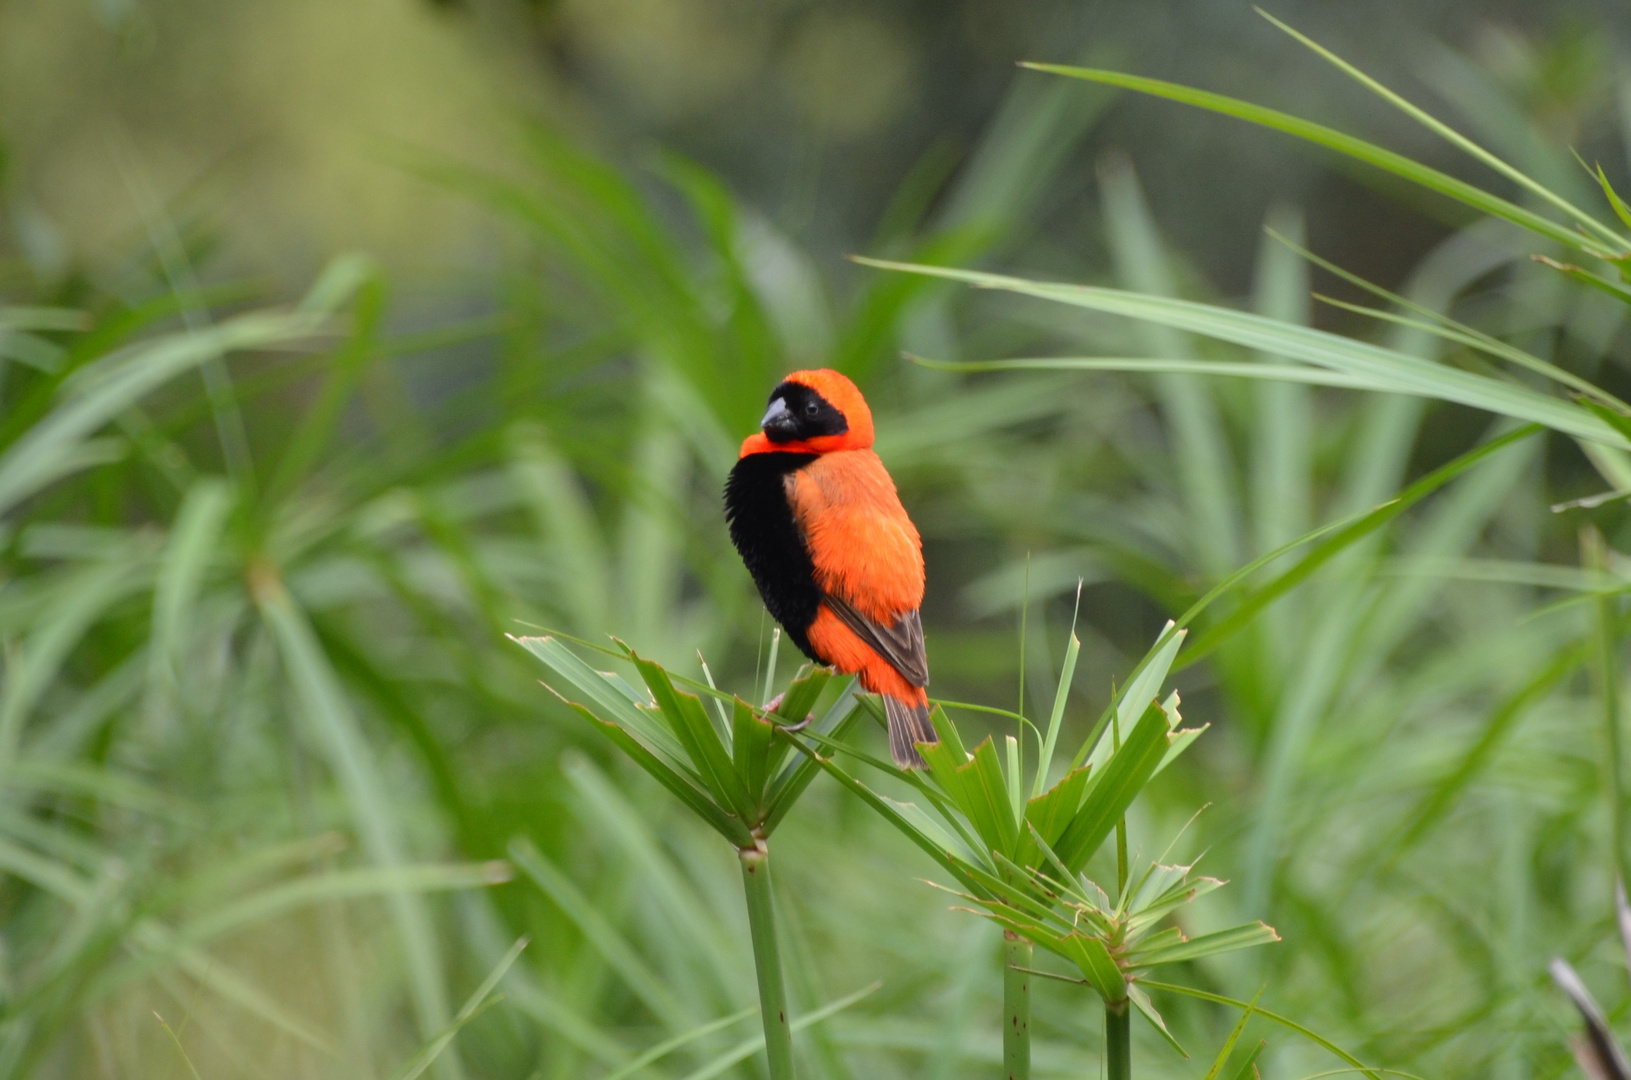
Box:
952;836;1278;1079
794;623;1265;1078
513;634;861;1080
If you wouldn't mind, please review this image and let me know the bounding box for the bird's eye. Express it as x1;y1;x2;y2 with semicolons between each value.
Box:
804;401;820;417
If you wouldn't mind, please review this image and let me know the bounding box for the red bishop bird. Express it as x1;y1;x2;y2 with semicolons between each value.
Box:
724;369;936;768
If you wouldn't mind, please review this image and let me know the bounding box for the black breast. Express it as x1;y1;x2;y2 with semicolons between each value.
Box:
724;452;821;661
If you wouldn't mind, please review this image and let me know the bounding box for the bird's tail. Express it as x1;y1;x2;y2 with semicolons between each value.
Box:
885;695;938;770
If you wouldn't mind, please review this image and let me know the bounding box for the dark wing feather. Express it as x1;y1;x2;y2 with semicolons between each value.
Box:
885;695;935;769
823;594;929;688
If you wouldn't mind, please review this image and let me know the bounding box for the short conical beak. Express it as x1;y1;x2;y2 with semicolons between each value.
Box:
760;397;797;440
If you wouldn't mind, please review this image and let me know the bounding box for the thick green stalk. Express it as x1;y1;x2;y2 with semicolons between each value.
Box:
1106;997;1131;1080
739;842;796;1080
1003;931;1032;1080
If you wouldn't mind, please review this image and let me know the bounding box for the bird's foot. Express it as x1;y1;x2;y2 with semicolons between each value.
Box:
762;691;815;730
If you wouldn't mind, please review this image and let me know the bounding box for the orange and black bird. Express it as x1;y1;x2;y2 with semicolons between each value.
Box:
724;369;936;768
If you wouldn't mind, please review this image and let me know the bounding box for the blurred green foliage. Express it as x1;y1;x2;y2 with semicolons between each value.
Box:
5;3;1631;1079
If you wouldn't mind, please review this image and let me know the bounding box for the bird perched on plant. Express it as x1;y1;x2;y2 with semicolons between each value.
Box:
724;369;936;768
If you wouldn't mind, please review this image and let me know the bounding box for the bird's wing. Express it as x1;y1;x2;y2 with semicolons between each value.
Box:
785;451;928;688
823;595;929;687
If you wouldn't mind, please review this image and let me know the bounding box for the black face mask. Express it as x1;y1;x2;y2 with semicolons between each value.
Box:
760;381;849;443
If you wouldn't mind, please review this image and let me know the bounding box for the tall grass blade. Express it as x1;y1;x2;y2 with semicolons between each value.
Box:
1140;981;1384;1080
1250;208;1313;663
1019;63;1607;254
1181;424;1539;667
674;981;878;1080
0;312;322;519
0;554;149;770
1201;988;1262;1080
911;354;1385;388
256;577;457;1074
1255;9;1625;249
508;837;691;1031
599;1006;758;1080
391;937;529;1080
147;478;234;715
857;259;1619;446
1101;153;1242;576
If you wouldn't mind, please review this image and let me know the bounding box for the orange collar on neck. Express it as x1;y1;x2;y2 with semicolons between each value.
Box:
738;431;860;458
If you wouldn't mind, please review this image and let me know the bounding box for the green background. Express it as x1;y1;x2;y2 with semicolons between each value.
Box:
2;1;1630;1077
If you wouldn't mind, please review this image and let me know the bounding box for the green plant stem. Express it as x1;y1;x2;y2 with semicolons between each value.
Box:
1587;529;1631;894
1003;931;1032;1080
739;842;796;1080
1106;997;1131;1080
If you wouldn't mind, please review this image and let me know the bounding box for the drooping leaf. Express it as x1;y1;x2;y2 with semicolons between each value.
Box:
859;257;1614;447
1143;980;1384;1080
1252;10;1625;251
1129;982;1187;1057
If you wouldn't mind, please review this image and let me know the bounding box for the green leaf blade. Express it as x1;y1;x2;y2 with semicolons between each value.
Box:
1131;922;1281;967
1020;62;1604;254
1056;702;1170;872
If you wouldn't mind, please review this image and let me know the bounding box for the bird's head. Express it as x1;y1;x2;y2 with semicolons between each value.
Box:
739;369;874;458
